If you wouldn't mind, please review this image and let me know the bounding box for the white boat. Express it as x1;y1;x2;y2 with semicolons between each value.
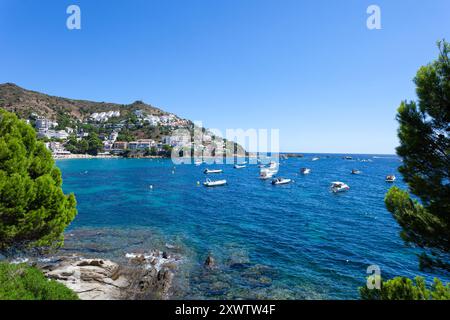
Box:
203;178;227;187
331;181;350;193
272;177;292;185
194;159;202;166
351;169;361;175
204;169;223;174
234;164;246;169
301;168;311;175
385;175;396;182
312;157;320;161
260;161;278;179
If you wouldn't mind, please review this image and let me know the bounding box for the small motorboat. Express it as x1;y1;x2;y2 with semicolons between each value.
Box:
203;178;227;187
194;159;202;166
204;169;223;174
260;161;278;179
343;156;353;160
272;177;292;185
331;181;350;193
351;169;361;175
301;168;311;175
385;175;396;182
234;164;246;169
312;157;320;161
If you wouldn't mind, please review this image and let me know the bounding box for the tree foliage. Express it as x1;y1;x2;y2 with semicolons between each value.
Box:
64;132;103;156
385;40;450;255
0;109;77;250
360;276;450;300
0;262;78;300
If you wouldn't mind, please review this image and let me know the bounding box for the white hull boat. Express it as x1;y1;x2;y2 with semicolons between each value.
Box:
204;179;227;187
260;161;278;179
234;165;246;169
385;175;396;182
204;169;223;174
272;178;292;185
194;160;202;166
301;168;311;175
331;181;350;193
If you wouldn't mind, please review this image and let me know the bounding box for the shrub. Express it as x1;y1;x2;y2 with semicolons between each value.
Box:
0;262;78;300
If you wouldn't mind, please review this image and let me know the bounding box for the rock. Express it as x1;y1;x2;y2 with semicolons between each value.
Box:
204;255;215;269
44;257;129;300
132;267;174;300
130;255;146;265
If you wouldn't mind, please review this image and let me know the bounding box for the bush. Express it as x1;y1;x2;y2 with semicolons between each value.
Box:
0;262;78;300
360;276;450;300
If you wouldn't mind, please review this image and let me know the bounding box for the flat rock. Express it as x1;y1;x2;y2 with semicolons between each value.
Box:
44;258;129;300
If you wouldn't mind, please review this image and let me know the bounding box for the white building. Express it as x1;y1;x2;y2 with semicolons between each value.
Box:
35;117;57;130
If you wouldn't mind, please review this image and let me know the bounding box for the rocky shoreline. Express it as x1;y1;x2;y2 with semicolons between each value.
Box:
38;249;182;300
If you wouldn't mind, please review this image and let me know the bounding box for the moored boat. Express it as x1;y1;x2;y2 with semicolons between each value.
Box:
272;177;292;185
204;169;223;174
203;178;227;187
260;161;278;179
331;181;350;193
234;164;246;169
385;175;396;182
351;169;361;175
301;168;311;175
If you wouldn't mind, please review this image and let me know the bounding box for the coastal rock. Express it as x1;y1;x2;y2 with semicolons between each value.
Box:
204;255;215;269
44;257;129;300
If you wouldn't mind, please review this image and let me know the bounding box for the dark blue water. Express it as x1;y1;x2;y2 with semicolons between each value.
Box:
56;155;450;299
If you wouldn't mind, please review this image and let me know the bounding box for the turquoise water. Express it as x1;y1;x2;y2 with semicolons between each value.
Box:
56;156;449;299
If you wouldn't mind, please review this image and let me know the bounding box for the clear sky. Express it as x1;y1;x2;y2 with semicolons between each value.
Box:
1;0;449;154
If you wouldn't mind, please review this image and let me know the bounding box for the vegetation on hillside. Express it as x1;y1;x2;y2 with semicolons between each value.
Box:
0;262;78;300
0;83;164;121
0;109;77;250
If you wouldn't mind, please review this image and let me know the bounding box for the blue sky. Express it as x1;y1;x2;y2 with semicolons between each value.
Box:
1;0;449;154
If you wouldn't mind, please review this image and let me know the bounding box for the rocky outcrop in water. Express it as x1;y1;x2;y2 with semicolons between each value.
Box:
204;255;215;269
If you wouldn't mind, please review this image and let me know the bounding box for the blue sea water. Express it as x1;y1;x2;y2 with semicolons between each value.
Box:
56;155;450;299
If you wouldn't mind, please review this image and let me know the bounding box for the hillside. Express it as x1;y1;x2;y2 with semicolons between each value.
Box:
0;83;246;157
0;83;167;121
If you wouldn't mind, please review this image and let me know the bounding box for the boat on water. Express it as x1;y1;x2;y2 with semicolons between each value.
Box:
385;175;396;182
331;181;350;193
260;161;278;179
351;169;361;175
301;168;311;175
203;178;227;187
343;156;353;160
234;164;246;169
194;159;203;166
204;169;223;174
312;157;320;161
272;177;292;185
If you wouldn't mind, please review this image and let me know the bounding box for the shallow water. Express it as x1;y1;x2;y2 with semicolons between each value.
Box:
56;155;450;299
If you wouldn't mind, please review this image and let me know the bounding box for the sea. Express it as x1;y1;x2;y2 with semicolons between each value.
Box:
52;154;450;299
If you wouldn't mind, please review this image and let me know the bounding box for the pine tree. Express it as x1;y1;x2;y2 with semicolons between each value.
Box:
385;40;450;258
0;110;77;250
